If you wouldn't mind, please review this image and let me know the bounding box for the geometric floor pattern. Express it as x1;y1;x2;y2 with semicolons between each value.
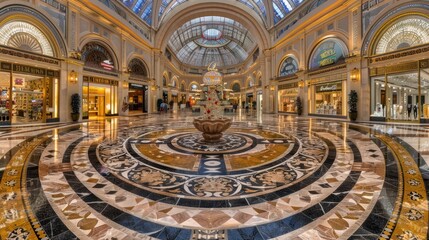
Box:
0;113;428;240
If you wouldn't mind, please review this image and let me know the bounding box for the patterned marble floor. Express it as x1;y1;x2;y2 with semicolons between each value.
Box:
0;112;428;240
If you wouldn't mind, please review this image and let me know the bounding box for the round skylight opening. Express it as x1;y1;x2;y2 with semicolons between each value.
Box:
202;29;222;40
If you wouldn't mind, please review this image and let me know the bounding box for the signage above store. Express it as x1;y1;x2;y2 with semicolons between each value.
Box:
310;39;346;70
83;76;118;86
316;82;342;93
0;62;59;77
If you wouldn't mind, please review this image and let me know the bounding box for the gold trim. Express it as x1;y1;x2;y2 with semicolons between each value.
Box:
377;135;428;240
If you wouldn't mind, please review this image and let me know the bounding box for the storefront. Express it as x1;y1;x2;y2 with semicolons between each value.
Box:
368;15;429;122
0;62;59;125
128;83;147;113
278;82;298;113
313;81;344;116
370;61;429;122
308;38;348;118
82;76;118;119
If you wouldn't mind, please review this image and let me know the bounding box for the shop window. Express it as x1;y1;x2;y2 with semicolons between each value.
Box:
314;82;343;116
278;88;298;112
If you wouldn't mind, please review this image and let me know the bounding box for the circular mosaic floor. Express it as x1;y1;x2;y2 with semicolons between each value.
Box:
98;126;327;203
1;116;428;240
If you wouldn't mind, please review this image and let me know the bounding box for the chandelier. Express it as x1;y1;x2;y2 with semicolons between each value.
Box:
203;62;222;86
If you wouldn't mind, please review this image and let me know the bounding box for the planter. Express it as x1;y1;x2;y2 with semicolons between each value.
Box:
71;113;80;122
193;118;232;142
349;111;357;121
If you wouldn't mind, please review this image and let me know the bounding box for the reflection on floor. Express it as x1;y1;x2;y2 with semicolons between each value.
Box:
0;112;428;240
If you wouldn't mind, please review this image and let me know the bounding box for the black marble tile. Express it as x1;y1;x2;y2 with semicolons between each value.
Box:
155;227;192;240
50;230;79;240
227;227;265;240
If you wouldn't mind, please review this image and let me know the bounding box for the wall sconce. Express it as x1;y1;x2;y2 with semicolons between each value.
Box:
69;70;78;83
351;68;359;81
122;81;129;88
298;80;304;88
270;86;275;91
151;85;160;91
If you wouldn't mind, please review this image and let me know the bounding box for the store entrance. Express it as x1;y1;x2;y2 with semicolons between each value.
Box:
83;85;110;118
128;84;146;113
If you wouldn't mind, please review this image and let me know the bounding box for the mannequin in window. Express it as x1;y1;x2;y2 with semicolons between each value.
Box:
407;104;412;119
413;104;418;119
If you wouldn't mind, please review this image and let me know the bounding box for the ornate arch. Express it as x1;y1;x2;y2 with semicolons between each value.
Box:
231;81;241;93
373;14;429;55
245;76;255;88
308;37;349;70
170;75;179;88
128;58;149;77
162;71;169;87
278;54;299;77
81;41;117;71
0;4;68;57
361;2;429;56
189;81;200;91
180;80;186;92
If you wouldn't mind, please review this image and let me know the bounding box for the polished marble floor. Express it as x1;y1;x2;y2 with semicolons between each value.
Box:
0;112;428;240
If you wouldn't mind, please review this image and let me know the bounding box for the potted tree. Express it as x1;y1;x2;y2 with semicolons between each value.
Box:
348;90;358;121
71;93;81;121
295;96;303;116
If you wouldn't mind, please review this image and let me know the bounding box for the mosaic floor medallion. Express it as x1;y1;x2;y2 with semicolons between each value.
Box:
96;124;328;203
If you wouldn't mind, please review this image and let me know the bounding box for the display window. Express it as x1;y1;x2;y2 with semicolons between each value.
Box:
371;65;429;122
278;88;298;113
313;81;344;116
0;63;59;124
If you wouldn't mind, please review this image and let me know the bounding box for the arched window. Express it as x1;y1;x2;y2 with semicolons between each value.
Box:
162;76;167;87
375;16;429;55
309;38;348;70
81;42;116;71
232;83;241;92
181;83;185;92
191;83;198;91
128;58;148;77
279;56;298;76
0;21;54;56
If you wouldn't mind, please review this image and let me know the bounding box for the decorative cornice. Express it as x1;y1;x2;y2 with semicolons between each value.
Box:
65;58;84;66
83;66;119;77
275;74;298;82
345;55;362;64
307;63;347;76
369;45;429;63
0;46;61;66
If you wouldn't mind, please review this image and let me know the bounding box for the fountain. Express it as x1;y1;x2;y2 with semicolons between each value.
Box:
193;63;232;142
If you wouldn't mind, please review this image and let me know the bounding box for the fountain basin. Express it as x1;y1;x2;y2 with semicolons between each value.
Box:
193;118;232;142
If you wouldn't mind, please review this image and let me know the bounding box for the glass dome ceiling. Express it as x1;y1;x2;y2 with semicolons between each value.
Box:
168;16;256;67
119;0;306;26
